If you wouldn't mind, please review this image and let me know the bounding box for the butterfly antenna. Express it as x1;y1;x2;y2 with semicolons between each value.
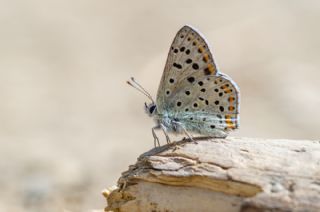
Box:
130;77;153;98
127;77;154;103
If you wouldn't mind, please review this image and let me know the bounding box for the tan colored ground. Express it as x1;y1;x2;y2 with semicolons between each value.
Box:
0;0;319;211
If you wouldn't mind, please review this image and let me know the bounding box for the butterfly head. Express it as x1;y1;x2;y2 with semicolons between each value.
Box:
144;102;157;117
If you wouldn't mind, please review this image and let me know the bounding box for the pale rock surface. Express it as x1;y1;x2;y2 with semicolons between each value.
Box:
104;137;320;212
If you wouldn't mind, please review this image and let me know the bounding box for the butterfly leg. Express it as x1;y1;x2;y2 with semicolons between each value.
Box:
181;127;197;144
152;126;161;147
174;122;197;144
160;124;171;144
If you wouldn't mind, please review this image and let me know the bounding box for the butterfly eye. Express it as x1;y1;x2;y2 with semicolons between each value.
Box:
149;105;156;114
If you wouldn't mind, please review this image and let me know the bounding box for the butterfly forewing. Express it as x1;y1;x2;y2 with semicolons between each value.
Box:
156;25;217;111
156;25;239;136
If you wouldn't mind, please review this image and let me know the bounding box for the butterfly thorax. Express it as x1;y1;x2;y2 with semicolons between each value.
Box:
145;103;176;129
152;110;183;133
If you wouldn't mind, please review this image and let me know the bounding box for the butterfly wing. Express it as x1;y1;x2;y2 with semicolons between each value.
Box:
156;25;239;136
157;25;218;111
170;74;240;135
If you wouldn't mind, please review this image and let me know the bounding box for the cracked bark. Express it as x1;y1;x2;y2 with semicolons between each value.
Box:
103;137;320;212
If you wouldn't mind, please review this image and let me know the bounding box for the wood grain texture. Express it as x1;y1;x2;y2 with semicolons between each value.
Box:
104;137;320;212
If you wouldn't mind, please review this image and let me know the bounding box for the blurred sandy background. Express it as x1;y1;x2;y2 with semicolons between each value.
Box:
0;0;319;211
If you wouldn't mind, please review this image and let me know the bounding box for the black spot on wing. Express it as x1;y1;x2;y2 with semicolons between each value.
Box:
192;63;199;70
187;77;195;83
173;63;182;69
204;68;211;75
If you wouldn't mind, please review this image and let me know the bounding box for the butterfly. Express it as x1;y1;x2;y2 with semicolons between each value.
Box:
128;25;240;147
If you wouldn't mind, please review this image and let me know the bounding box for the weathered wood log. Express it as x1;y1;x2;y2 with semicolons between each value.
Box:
104;137;320;212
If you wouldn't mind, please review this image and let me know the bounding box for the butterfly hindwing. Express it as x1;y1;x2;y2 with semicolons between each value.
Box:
169;74;239;135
